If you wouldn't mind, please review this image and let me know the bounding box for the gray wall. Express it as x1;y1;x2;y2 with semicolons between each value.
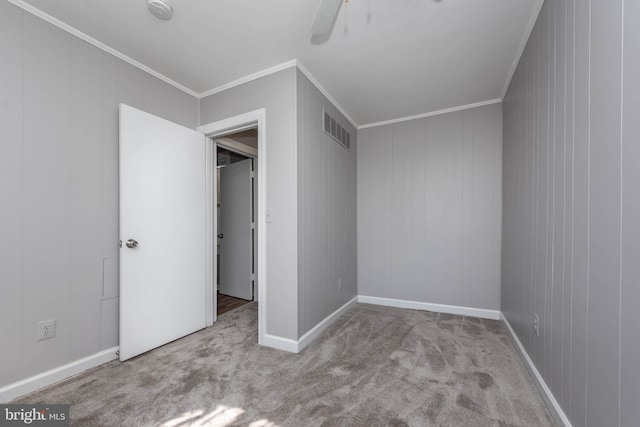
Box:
296;70;357;338
0;1;198;389
502;0;639;425
357;104;502;311
199;68;299;340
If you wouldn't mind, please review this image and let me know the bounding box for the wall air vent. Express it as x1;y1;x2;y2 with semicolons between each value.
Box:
323;110;351;151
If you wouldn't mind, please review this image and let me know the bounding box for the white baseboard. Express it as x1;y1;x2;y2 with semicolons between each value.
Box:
357;295;501;320
262;334;299;353
0;347;119;403
263;296;358;354
500;314;572;427
297;296;358;352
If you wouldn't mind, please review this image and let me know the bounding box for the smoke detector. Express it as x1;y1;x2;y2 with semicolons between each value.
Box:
147;0;173;20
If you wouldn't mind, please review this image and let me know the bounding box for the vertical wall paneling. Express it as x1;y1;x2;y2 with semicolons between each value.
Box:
462;110;474;309
296;70;357;337
98;53;120;351
524;31;535;358
620;1;640;426
358;103;502;311
444;113;463;305
586;0;622;425
392;120;416;302
69;37;103;361
471;106;499;310
21;11;72;376
550;0;566;400
502;0;634;424
0;4;198;389
543;0;555;382
99;297;119;350
492;102;503;312
561;0;575;410
535;0;550;372
570;0;590;422
357;125;392;299
410;117;427;303
424;116;448;304
0;1;24;387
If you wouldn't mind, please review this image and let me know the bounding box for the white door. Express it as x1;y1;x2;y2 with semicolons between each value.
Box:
119;104;206;361
219;158;253;301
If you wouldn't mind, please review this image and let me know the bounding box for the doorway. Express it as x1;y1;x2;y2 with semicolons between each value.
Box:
119;106;268;360
198;108;267;346
215;130;257;315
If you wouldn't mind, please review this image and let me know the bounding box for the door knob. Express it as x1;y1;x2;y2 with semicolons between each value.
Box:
126;239;139;249
217;234;224;239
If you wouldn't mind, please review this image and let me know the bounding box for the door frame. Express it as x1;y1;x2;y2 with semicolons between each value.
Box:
198;109;267;346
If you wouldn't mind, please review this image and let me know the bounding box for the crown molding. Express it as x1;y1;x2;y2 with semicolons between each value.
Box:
358;98;502;130
9;0;529;131
294;60;358;129
197;60;298;99
6;0;200;98
500;0;545;99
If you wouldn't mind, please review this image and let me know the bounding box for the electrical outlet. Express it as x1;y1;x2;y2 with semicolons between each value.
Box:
337;278;342;290
533;313;540;337
37;319;56;341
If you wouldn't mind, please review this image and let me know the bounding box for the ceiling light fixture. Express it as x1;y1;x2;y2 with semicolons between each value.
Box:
147;0;173;20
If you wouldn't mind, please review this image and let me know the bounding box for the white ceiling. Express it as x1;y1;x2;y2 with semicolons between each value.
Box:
13;0;541;127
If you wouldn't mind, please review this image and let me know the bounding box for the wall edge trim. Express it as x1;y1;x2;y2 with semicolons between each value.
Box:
501;313;573;427
357;99;502;130
500;0;545;99
197;60;298;99
295;61;359;129
0;347;119;403
357;295;501;320
297;296;358;352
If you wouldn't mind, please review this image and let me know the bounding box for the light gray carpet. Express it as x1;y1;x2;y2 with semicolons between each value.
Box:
14;303;555;426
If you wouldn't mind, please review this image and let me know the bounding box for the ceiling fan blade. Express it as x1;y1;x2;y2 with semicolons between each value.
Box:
310;0;344;36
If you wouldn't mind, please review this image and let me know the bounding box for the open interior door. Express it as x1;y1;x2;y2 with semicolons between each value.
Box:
219;158;253;301
119;104;206;361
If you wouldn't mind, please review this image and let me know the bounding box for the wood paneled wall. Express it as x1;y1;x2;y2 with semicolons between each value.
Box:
502;0;640;425
0;1;198;388
357;104;502;311
296;70;358;338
